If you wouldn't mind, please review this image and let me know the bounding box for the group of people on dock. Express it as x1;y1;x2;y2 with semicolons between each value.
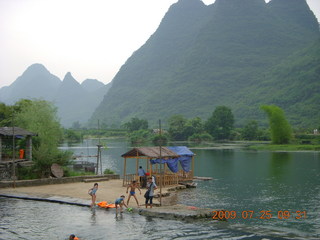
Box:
88;166;157;213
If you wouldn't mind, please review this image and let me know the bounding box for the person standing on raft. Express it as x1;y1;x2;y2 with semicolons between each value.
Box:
126;180;141;207
88;183;98;208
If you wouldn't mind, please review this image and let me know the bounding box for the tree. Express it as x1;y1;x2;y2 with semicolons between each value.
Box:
242;120;259;140
260;105;292;144
15;99;71;177
168;115;187;141
205;106;234;140
0;103;14;127
71;121;81;129
186;117;204;135
128;129;151;144
123;118;148;132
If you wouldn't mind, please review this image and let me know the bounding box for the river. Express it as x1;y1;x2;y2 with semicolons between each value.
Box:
0;138;319;239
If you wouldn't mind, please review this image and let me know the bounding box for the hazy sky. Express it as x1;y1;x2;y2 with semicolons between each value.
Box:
0;0;319;88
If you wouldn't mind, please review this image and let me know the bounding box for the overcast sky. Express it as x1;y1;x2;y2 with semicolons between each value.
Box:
0;0;319;88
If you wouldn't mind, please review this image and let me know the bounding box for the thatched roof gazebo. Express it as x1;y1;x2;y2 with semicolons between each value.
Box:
121;146;195;187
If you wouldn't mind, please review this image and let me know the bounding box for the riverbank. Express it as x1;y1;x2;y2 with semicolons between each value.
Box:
247;143;320;151
0;179;215;221
0;179;172;206
0;179;190;207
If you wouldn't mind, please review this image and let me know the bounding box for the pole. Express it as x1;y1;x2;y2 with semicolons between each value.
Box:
12;111;16;188
96;120;101;175
159;119;162;206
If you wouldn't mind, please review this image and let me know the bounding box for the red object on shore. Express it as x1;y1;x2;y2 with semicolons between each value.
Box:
19;149;24;159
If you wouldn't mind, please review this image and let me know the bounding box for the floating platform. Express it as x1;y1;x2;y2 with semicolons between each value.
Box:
193;176;213;181
0;193;218;221
138;204;215;220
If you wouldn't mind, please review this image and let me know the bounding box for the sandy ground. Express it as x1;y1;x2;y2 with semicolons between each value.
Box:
0;179;175;207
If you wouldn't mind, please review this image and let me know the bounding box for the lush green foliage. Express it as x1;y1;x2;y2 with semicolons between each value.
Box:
188;133;213;142
90;0;319;128
242;120;259;140
103;168;115;174
152;134;168;146
123;118;148;132
63;129;83;142
261;105;292;144
168;115;206;141
205;106;234;140
128;129;151;144
248;144;320;151
13;99;72;178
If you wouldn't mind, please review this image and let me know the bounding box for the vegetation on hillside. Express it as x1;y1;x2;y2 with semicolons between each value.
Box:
89;0;320;128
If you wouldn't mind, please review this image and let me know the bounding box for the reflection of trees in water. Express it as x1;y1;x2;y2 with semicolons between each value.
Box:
194;149;235;177
270;152;291;180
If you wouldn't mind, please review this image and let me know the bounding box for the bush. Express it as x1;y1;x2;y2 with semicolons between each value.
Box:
152;134;168;146
188;133;213;142
104;168;115;174
129;129;151;144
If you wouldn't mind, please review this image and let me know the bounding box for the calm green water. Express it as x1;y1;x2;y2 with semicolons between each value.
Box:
1;139;318;239
58;138;320;239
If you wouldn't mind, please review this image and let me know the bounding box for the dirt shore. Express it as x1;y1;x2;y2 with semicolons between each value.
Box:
0;179;175;207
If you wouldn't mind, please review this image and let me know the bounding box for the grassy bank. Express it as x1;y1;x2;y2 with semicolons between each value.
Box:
247;143;320;151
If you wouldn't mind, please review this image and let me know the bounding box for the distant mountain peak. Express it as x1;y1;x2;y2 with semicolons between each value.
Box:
81;79;105;92
22;63;50;77
62;72;80;85
213;0;266;11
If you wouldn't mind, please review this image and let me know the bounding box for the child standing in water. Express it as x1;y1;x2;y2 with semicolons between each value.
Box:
88;183;98;207
115;195;128;214
126;180;141;207
145;177;157;208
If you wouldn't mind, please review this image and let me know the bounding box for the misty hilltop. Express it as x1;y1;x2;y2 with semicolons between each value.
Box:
0;63;111;127
90;0;320;128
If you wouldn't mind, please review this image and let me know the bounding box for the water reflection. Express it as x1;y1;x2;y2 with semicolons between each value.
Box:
115;213;123;221
270;152;291;180
56;139;320;239
91;208;97;224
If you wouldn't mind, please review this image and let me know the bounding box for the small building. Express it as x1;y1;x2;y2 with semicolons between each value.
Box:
121;146;195;187
0;127;37;162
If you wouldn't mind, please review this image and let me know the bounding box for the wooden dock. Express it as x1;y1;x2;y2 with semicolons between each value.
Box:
193;176;213;181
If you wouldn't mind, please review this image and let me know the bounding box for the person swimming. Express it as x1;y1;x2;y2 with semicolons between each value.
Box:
69;234;79;240
126;180;141;207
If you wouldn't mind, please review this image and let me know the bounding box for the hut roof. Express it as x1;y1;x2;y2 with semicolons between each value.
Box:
0;127;37;137
121;147;179;158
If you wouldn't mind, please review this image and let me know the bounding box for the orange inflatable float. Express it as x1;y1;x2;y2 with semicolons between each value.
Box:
97;201;116;208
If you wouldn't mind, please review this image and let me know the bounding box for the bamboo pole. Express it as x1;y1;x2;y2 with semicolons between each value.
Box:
12;114;16;188
136;158;138;181
159;119;162;206
192;155;195;178
123;158;127;187
136;151;139;181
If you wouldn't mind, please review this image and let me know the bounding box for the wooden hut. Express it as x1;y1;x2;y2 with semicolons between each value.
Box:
0;127;37;162
121;146;195;187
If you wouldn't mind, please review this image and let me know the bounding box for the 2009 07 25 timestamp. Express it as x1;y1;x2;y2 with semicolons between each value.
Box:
212;210;307;220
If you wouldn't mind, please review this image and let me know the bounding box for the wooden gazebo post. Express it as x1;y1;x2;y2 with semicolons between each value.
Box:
192;155;195;178
136;151;139;181
123;157;127;187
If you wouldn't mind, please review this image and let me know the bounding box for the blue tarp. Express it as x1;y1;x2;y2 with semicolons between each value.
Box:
150;146;194;173
150;158;178;172
167;146;194;157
